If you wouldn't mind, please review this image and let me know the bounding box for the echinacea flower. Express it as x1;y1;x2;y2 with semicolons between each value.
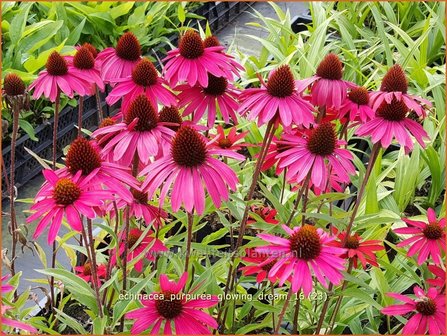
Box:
111;228;167;273
395;208;445;265
66;45;104;95
277;122;356;191
331;227;384;269
159;106;184;132
247;205;279;225
382;286;445;335
339;86;374;122
240;249;279;283
3;73;26;97
139;126;242;215
370;64;432;117
209;125;249;152
26;170;112;244
29;51;89;102
239;65;314;127
1;275;37;333
163;30;242;87
109;188;167;228
356;98;429;152
301;53;355;109
97;32;142;85
106;58;177;112
59;137;139;203
176;73;239;127
93;94;175;165
74;261;107;285
126;272;218;334
256;224;346;295
427;265;446;289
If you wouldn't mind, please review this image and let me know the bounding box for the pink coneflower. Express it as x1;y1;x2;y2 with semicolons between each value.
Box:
261;135;292;173
109;188;167;228
163;30;242;87
74;261;107;285
247;205;279;225
339;86;374;122
395;208;445;265
67;45;104;95
1;275;37;333
277;122;356;191
176;73;239;127
370;64;432;117
27;170;112;244
203;34;244;77
139;126;242;215
427;265;446;289
97;32;142;85
240;249;279;283
301;53;354;109
159;106;184;132
111;228;168;273
331;227;384;269
106;58;177;112
256;224;346;295
126;273;218;334
356;98;429;152
29;51;89;102
92;94;175;165
382;286;446;335
59;137;139;203
239;65;314;127
209;125;249;152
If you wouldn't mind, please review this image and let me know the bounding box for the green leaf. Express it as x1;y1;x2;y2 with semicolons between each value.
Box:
10;2;33;46
66;18;86;45
177;3;186;24
18;119;38;141
54;308;87;334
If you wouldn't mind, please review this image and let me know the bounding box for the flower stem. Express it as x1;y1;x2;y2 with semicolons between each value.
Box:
285;170;312;226
85;219;104;318
271;285;276;332
327;260;353;334
343;142;381;240
274;289;293;334
95;85;104;123
119;208;130;332
78;96;84;137
9;99;20;283
292;290;301;334
316;143;380;333
280;168;287;204
217;119;276;328
184;211;194;273
50;90;61;311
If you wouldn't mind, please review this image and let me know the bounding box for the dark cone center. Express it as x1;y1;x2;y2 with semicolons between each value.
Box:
380;64;408;93
344;235;360;249
159;106;182;132
306;123;337;156
115;32;142;61
125;95;159;132
179;30;204;59
203;35;220;48
53;178;81;205
316;53;343;80
131;189;148;204
4;73;25;96
348;87;369;105
155;291;183;319
132;59;158;87
73;47;95;70
266;65;295;98
289;224;322;260
203;74;228;96
376;99;408;121
423;223;443;240
416;299;437;316
46;52;68;76
172;126;207;167
66;138;102;175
